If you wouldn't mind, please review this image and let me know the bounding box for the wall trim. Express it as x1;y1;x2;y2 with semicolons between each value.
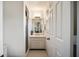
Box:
25;48;29;57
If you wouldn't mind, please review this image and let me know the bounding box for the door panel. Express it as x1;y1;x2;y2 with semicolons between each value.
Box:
46;1;72;57
55;2;71;57
55;2;63;56
56;2;62;38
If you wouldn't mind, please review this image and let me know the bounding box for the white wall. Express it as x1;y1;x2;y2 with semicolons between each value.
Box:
0;1;3;56
3;1;25;57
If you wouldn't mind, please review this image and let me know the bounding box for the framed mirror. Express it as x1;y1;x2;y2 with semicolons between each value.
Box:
31;16;43;35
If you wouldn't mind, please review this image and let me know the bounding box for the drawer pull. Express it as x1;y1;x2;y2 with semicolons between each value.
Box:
47;38;50;40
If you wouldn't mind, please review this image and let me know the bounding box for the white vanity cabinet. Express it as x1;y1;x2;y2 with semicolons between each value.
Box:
29;35;46;49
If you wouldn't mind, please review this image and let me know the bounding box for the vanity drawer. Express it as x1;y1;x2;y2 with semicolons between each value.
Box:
30;37;46;49
30;37;42;41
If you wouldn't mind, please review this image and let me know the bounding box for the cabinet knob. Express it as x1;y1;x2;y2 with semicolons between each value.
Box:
47;38;50;40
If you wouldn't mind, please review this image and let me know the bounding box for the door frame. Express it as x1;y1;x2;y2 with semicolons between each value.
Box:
24;2;29;55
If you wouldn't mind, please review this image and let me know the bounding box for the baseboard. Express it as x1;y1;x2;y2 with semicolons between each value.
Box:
25;48;29;57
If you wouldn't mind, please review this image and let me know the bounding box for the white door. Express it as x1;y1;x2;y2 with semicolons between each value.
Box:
46;1;73;57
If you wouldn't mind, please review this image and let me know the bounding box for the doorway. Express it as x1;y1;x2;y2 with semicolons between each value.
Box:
24;1;74;57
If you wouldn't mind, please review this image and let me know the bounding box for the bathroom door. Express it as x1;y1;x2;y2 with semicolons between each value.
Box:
54;1;73;57
46;1;73;57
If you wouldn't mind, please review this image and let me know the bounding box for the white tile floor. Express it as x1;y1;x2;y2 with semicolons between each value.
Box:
27;50;48;57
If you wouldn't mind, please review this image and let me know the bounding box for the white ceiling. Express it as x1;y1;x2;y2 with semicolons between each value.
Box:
24;1;50;11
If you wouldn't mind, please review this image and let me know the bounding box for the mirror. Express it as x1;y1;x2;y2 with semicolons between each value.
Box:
31;17;43;35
